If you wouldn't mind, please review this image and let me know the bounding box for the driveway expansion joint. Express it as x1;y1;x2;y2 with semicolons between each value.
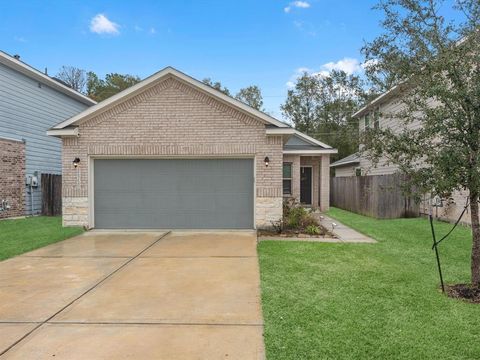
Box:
0;231;171;357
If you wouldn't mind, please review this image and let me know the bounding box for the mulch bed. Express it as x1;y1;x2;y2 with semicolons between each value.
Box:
258;225;335;239
446;284;480;303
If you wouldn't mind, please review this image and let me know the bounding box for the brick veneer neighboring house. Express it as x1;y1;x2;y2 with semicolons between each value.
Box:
48;67;337;229
0;138;25;218
0;51;95;219
330;86;471;224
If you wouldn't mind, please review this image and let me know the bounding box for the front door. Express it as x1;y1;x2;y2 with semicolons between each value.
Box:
300;167;312;205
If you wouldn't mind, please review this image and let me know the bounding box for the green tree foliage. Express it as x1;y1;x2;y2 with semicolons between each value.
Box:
201;78;231;96
87;72;141;102
235;85;264;111
361;0;480;285
281;70;366;161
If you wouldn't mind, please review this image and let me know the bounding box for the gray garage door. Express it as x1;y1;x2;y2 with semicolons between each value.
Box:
94;159;254;229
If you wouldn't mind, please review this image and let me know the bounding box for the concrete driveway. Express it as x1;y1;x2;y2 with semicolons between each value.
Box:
0;231;264;359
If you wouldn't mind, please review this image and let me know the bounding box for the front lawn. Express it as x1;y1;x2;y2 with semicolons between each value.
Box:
0;216;84;261
259;208;480;359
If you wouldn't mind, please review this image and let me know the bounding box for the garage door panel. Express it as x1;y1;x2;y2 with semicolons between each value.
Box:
94;159;254;229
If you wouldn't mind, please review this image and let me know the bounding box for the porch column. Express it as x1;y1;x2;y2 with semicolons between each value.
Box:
319;154;331;211
312;158;320;208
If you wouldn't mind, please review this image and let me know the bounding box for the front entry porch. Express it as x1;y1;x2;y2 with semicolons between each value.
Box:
282;155;330;211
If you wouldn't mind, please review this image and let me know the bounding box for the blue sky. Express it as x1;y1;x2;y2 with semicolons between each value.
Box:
2;0;388;118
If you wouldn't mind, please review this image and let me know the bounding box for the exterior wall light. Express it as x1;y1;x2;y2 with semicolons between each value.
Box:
73;158;81;168
264;156;270;167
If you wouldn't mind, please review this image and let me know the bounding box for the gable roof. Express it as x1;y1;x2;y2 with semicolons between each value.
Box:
50;66;289;131
0;50;96;106
330;152;360;167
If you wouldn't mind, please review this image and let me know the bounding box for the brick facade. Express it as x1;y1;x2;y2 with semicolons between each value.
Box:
62;76;283;228
0;138;25;219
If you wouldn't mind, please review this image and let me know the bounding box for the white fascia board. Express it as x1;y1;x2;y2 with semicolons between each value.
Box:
46;128;79;137
283;149;338;155
330;159;360;167
53;67;289;130
353;85;401;118
0;51;96;106
265;128;295;135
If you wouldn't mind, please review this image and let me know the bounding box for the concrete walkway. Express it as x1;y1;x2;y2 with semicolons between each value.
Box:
0;231;264;359
317;215;376;243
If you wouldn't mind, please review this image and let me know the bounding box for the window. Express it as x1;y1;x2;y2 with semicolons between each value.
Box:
373;107;380;129
365;113;371;130
355;168;362;177
283;163;292;195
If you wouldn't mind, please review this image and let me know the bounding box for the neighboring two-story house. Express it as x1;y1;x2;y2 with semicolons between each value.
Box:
0;51;95;219
330;85;469;224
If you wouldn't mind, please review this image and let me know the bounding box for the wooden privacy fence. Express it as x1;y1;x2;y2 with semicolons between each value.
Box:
41;174;62;216
330;174;419;219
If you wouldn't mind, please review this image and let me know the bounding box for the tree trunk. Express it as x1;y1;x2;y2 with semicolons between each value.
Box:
470;193;480;286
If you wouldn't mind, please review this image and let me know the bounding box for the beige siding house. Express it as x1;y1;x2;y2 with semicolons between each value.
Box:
48;67;336;230
331;86;470;224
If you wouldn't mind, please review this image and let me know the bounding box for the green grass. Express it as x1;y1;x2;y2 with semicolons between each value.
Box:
259;208;480;359
0;216;84;261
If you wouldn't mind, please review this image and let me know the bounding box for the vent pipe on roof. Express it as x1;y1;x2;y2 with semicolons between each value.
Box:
13;54;20;60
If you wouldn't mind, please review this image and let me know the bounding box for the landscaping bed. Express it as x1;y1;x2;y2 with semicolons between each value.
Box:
261;198;335;239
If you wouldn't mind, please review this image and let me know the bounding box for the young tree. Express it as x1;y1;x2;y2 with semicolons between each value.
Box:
87;72;141;102
281;70;365;160
55;66;87;94
235;85;264;111
201;78;231;96
361;0;480;286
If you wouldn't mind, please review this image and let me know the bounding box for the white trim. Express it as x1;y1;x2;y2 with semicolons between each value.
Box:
330;159;360;168
353;85;400;118
267;128;333;149
88;155;257;230
0;51;96;106
52;67;288;130
265;128;295;135
88;156;95;229
0;136;24;143
283;149;338;155
46;128;79;137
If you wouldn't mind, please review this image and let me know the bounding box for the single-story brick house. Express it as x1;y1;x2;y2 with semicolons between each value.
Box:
48;67;336;229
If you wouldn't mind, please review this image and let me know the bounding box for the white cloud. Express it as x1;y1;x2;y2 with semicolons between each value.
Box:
134;25;143;32
90;14;120;35
321;58;362;75
286;58;366;88
149;27;156;34
284;1;310;13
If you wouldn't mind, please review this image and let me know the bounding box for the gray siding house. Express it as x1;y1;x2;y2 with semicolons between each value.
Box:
0;51;95;218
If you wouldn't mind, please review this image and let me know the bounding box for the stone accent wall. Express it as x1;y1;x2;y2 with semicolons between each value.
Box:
63;197;88;226
0;138;25;219
256;197;283;228
62;76;283;228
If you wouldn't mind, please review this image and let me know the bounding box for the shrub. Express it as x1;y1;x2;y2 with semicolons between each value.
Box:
305;225;321;236
282;199;320;231
300;214;318;228
271;219;284;234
